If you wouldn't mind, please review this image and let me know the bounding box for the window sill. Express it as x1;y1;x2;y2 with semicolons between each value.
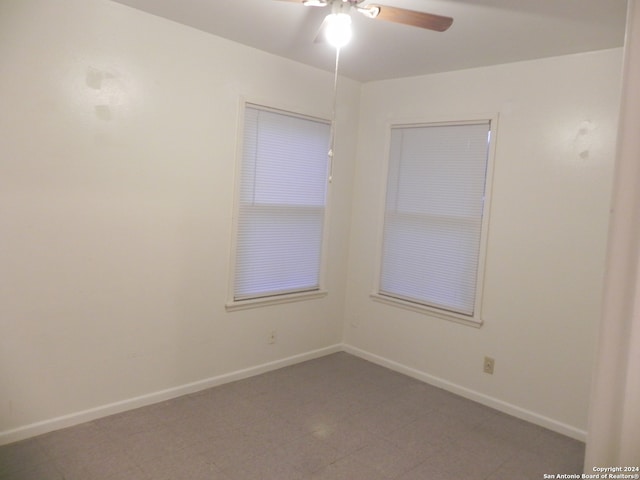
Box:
370;293;483;328
226;290;328;312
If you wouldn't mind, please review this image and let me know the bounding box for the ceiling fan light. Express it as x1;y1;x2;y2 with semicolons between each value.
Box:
324;12;352;48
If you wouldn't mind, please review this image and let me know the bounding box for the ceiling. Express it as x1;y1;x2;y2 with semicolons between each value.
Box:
110;0;628;82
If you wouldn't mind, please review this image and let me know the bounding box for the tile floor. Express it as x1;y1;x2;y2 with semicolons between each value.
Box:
0;352;584;480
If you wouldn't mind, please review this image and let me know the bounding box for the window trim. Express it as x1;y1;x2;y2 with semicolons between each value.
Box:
226;99;333;311
370;114;499;326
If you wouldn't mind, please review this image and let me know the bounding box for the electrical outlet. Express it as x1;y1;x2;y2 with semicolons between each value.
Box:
268;330;277;345
483;356;495;374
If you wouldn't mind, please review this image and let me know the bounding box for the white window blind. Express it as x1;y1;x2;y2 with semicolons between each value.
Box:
379;121;491;317
234;105;330;301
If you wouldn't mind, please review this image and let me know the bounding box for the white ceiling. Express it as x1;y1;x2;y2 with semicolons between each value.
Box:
110;0;627;82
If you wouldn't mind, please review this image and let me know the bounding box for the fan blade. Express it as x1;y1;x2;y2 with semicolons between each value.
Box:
368;5;453;32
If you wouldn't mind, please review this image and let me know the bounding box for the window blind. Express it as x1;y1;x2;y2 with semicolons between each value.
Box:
234;105;330;301
379;122;491;316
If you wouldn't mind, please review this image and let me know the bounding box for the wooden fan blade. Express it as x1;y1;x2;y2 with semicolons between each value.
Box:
370;5;453;32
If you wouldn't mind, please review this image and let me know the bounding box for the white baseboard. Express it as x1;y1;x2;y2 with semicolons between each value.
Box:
0;344;342;446
1;342;586;445
342;344;587;442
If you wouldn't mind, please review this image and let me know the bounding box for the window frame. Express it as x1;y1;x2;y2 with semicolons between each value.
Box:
370;114;499;327
226;100;332;311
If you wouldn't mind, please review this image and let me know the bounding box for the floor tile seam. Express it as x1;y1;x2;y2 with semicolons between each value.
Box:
231;414;304;436
430;400;490;416
53;446;145;476
241;429;309;448
151;410;200;427
466;423;548;453
416;432;484;454
473;411;550;439
162;411;236;429
100;425;167;445
355;420;406;444
388;410;458;427
390;455;438;480
352;450;428;480
115;435;195;467
374;437;447;472
396;421;473;454
286;409;356;428
285;446;352;476
223;427;288;452
478;452;515;480
302;454;356;480
167;430;233;451
381;435;444;462
418;410;487;435
262;398;323;417
215;447;311;479
137;453;220;477
344;445;421;480
449;437;525;470
161;415;231;433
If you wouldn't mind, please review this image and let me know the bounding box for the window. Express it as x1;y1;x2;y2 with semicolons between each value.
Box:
376;120;493;323
229;104;331;306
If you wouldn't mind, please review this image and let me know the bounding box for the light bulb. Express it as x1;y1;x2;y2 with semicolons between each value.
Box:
324;13;352;48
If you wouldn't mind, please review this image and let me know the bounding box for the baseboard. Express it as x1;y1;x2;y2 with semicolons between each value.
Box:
0;344;342;446
342;344;587;442
1;342;587;446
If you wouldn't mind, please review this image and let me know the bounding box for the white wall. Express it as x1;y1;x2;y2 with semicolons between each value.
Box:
0;0;625;446
586;0;640;466
0;0;360;441
343;49;622;438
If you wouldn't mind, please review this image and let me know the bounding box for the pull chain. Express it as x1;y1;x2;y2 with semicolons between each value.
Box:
328;46;341;183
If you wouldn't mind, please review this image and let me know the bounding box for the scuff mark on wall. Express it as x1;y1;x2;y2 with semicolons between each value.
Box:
573;119;596;161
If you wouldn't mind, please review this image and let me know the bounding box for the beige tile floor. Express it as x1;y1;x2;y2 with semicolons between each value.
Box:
0;352;584;479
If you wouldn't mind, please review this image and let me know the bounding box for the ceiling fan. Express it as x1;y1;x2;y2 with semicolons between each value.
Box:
277;1;453;177
278;0;453;47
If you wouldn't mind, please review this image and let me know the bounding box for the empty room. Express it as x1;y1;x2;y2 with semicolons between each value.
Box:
1;0;638;479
